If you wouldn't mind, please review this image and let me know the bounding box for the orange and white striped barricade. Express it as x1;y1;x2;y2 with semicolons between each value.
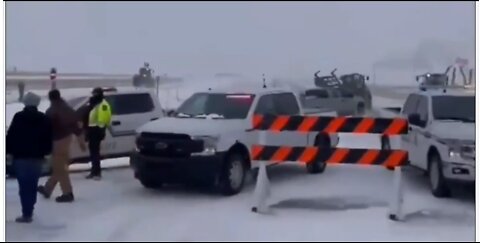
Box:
250;114;409;221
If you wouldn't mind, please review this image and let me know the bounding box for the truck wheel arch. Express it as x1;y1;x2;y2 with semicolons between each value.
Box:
226;142;251;170
427;146;440;163
427;146;441;173
314;132;331;148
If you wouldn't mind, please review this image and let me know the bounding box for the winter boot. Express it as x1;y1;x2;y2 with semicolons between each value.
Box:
15;216;32;223
37;186;50;199
55;193;74;203
86;174;102;181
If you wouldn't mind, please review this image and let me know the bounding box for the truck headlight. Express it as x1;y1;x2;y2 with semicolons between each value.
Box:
192;135;219;156
448;147;462;158
439;138;470;159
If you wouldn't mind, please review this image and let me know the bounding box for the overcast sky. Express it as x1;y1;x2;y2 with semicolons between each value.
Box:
6;2;475;78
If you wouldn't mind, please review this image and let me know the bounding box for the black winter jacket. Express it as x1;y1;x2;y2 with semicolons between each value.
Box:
6;107;53;159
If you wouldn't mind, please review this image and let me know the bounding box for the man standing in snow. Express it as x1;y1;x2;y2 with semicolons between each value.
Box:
7;92;53;223
37;89;86;203
84;87;112;180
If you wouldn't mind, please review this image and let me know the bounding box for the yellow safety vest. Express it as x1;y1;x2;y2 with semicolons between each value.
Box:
88;99;112;128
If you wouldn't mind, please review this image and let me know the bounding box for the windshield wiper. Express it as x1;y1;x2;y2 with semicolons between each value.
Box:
436;117;475;123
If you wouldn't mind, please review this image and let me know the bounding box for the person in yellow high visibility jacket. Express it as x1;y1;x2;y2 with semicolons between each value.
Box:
85;87;112;180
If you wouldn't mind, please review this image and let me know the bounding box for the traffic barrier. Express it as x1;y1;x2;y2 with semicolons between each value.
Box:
252;114;408;135
250;114;409;221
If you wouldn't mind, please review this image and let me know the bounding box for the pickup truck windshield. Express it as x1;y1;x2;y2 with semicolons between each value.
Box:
176;93;255;119
432;96;475;122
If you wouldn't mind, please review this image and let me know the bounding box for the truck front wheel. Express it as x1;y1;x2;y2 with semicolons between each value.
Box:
219;153;246;196
428;152;451;198
138;176;163;189
307;133;329;174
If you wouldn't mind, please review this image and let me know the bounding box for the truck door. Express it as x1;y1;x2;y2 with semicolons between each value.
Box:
104;93;160;154
329;89;343;111
253;93;306;149
410;95;431;169
304;89;330;109
272;93;306;147
400;94;420;166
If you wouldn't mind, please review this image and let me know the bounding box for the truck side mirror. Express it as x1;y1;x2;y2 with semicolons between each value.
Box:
408;113;421;126
416;76;419;82
366;76;370;81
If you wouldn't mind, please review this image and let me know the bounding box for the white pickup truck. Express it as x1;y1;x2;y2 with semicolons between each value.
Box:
131;87;338;195
385;87;475;197
299;87;366;116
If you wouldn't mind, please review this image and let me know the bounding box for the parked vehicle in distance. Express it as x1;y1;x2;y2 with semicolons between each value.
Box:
299;87;366;116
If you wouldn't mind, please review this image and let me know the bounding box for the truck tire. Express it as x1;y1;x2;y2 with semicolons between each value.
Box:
139;176;163;189
307;133;329;174
219;153;246;196
428;152;451;198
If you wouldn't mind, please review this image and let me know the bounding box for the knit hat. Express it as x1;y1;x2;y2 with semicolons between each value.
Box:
22;92;41;107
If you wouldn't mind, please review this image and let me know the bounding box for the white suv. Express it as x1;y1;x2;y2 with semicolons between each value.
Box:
6;88;164;176
401;88;475;197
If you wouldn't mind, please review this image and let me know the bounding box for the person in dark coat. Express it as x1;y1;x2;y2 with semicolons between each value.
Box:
37;89;85;203
6;92;53;223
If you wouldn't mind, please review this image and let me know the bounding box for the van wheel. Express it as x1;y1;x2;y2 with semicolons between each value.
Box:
428;152;450;198
219;153;246;196
139;176;163;189
307;133;329;174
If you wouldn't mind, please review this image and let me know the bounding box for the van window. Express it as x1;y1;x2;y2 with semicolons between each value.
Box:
106;93;154;115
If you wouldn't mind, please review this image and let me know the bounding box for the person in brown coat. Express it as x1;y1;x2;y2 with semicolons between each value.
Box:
37;89;86;203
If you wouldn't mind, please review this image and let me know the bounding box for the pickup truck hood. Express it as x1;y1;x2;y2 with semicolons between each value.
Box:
430;121;475;141
138;117;249;137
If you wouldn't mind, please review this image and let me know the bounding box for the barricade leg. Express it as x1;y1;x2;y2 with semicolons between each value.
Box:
251;130;271;214
388;166;405;221
251;160;271;213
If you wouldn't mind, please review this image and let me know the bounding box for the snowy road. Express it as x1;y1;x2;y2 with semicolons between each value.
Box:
6;163;474;241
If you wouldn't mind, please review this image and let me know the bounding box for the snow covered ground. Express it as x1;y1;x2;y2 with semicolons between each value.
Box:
6;160;474;241
5;80;475;241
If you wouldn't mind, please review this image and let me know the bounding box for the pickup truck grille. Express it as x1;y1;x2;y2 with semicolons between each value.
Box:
137;132;203;158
